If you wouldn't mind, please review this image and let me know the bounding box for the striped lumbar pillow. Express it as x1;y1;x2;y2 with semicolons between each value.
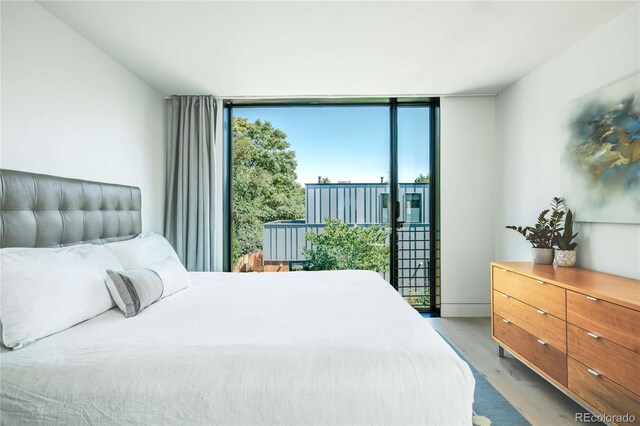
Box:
106;257;190;318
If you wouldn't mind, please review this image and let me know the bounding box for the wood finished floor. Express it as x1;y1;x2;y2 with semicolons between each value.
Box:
426;317;601;426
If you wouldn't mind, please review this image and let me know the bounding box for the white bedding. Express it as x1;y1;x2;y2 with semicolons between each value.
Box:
0;270;474;425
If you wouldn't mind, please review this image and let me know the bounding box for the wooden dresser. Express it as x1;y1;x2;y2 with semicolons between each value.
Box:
491;262;640;425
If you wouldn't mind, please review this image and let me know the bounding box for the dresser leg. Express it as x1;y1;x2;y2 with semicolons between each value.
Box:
497;344;504;358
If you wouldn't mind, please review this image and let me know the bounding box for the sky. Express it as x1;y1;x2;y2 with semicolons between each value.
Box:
232;105;431;186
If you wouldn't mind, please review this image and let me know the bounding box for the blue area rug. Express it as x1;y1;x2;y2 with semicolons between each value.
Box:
430;326;531;426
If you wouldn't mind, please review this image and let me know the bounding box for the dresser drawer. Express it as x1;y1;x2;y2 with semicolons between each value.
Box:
568;324;640;397
567;291;640;353
492;267;566;319
494;290;566;352
568;357;640;422
494;314;567;386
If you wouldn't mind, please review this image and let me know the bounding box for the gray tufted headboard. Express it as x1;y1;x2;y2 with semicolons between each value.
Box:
0;169;142;248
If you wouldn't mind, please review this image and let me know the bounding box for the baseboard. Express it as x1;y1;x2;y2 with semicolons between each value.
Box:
440;303;491;317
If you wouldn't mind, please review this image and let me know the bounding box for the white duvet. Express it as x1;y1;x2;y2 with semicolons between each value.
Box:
0;270;474;425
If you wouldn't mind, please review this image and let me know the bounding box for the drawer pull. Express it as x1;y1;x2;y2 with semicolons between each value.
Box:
536;339;547;346
586;332;601;339
536;309;546;315
502;319;510;324
587;368;601;377
500;268;508;273
535;279;544;284
500;293;509;298
586;296;599;302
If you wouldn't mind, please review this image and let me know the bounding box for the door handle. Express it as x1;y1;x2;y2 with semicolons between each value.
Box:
587;368;601;377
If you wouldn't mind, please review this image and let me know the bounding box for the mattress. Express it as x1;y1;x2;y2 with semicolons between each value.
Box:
0;270;474;425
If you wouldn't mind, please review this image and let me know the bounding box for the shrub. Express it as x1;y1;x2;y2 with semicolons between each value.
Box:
303;218;389;273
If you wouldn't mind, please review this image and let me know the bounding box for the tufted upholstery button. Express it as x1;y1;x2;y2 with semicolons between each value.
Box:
61;182;84;210
34;210;64;247
61;211;84;245
1;211;37;247
0;170;142;248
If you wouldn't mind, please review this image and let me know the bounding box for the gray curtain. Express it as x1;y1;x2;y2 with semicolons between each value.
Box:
164;96;217;271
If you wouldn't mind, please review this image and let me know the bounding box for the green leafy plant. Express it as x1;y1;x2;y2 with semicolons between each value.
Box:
414;173;430;184
548;197;566;235
555;209;578;250
302;218;389;273
506;197;566;249
231;117;305;265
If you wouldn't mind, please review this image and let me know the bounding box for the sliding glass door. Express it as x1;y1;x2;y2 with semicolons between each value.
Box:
394;105;437;311
224;99;439;313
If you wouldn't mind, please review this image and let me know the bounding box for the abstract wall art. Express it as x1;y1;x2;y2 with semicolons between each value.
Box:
562;73;640;224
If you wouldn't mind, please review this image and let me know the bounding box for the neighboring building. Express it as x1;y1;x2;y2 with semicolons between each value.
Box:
263;182;434;309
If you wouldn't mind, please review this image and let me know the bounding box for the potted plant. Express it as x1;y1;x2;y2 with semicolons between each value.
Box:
506;197;565;265
554;209;578;267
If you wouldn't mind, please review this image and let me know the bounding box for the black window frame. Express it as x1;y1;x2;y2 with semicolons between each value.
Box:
223;98;440;315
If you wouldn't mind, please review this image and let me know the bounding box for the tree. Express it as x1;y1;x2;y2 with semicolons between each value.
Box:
415;173;430;183
319;177;331;184
302;218;389;273
232;117;305;262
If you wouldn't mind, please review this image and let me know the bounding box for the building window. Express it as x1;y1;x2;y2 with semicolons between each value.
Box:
405;193;422;223
380;193;389;224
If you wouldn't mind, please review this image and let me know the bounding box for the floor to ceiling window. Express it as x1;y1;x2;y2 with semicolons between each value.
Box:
224;99;439;313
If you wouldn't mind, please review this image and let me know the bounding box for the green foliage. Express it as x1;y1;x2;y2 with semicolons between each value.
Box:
506;211;553;249
319;177;331;184
232;117;305;262
231;232;241;267
506;197;566;249
556;209;578;250
549;197;565;236
414;173;430;184
302;218;389;273
408;288;430;309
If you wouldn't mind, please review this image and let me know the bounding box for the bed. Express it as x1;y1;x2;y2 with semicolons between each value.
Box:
0;170;474;425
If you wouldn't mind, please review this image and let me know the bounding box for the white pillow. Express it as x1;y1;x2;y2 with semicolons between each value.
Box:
152;256;191;297
105;257;191;317
104;233;181;270
0;244;122;349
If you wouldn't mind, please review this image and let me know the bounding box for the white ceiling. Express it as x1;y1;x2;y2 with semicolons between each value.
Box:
38;1;636;97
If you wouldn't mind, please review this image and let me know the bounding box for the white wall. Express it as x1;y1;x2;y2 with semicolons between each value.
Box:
441;97;496;317
1;1;165;234
495;5;640;279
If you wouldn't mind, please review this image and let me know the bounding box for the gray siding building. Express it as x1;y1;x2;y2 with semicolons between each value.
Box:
304;183;429;225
